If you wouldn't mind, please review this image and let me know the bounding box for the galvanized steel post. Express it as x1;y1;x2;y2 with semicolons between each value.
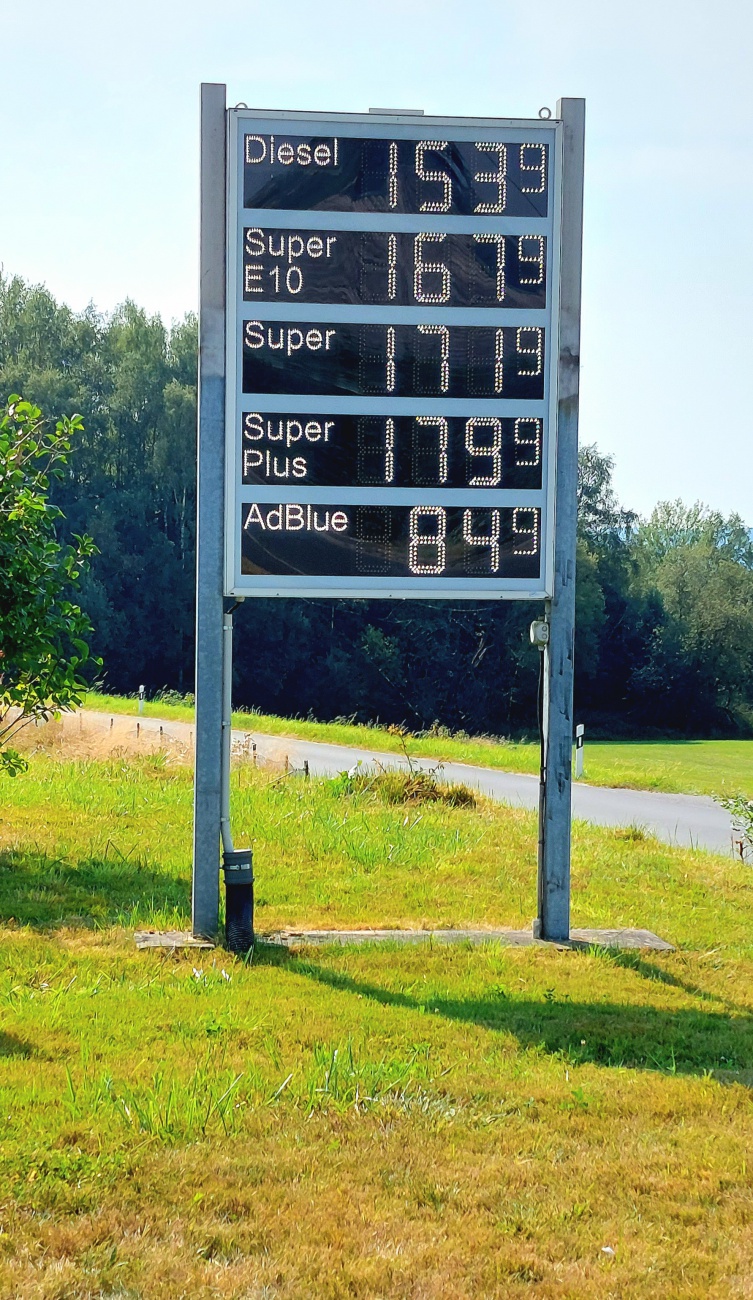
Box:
536;97;585;943
192;82;227;938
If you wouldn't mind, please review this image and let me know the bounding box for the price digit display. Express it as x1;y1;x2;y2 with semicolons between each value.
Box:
243;228;547;308
240;413;542;489
242;322;545;399
242;135;549;217
225;109;560;599
241;504;541;579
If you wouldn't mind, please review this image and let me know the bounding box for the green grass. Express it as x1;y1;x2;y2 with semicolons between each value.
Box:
84;689;753;798
3;752;753;1296
0;751;749;946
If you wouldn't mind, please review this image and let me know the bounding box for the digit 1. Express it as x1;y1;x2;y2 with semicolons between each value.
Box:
473;234;505;301
387;234;397;300
389;141;399;209
408;506;447;574
495;328;504;393
386;326;396;392
462;509;500;572
384;418;395;483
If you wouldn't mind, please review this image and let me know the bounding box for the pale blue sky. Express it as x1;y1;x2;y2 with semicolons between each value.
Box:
3;0;751;519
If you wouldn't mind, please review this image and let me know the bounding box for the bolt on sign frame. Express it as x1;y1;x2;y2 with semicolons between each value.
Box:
193;85;584;942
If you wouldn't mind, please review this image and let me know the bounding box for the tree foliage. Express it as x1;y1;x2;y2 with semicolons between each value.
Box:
0;396;97;773
2;272;752;738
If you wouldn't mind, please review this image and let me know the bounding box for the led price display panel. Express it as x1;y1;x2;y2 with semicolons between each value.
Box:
225;110;562;599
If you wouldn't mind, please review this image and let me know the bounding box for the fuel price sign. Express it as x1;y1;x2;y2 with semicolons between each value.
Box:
224;109;562;598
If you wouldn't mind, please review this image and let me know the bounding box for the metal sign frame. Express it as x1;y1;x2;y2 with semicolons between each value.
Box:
223;108;563;601
193;85;584;946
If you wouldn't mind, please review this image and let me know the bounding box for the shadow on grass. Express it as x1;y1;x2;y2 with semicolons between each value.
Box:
603;949;750;1013
0;1032;33;1058
0;848;189;929
258;948;753;1077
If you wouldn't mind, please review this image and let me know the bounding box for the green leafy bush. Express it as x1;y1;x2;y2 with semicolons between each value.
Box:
0;397;98;773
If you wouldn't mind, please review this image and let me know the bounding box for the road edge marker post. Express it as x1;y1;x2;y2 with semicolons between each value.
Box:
535;97;585;943
575;723;585;778
192;82;228;940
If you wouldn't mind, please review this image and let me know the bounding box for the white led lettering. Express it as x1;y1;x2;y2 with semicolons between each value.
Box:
389;141;398;209
417;325;450;392
416;141;452;212
473;143;507;213
384;417;395;483
244;264;263;294
494;328;504;393
520;144;546;193
244;322;336;354
386;326;396;392
408;506;447;574
516;327;543;377
518;235;545;285
414;234;450;304
245;135;266;164
514;418;541;467
244;504;349;533
512;507;539;555
473;233;505;301
465;418;502;486
387;234;397;301
416;416;448;483
244;136;339;167
463;509;500;572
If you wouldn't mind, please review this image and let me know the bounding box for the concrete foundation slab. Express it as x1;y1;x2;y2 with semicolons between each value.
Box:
135;930;215;951
263;927;674;952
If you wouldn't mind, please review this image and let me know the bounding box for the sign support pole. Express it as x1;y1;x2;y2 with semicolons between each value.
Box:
536;97;585;943
192;81;227;939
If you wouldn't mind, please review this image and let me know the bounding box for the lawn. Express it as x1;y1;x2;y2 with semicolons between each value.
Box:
84;690;753;799
2;750;753;1296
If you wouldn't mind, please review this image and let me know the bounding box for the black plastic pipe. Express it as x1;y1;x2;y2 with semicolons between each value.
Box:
222;848;254;953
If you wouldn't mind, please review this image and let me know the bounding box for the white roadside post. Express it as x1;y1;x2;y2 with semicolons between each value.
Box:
575;723;585;778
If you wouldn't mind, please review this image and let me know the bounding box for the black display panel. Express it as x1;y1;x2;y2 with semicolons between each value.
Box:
241;504;541;578
243;228;547;309
243;321;545;399
243;135;549;217
241;412;543;490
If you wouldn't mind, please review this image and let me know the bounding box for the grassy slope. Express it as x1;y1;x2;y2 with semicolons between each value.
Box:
2;753;753;1296
84;691;753;798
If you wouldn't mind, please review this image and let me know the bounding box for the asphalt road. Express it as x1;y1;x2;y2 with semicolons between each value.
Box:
77;709;737;856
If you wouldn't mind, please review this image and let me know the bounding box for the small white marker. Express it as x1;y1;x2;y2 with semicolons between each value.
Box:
575;723;585;778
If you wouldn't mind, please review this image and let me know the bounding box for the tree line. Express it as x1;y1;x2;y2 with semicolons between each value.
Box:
2;271;752;737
